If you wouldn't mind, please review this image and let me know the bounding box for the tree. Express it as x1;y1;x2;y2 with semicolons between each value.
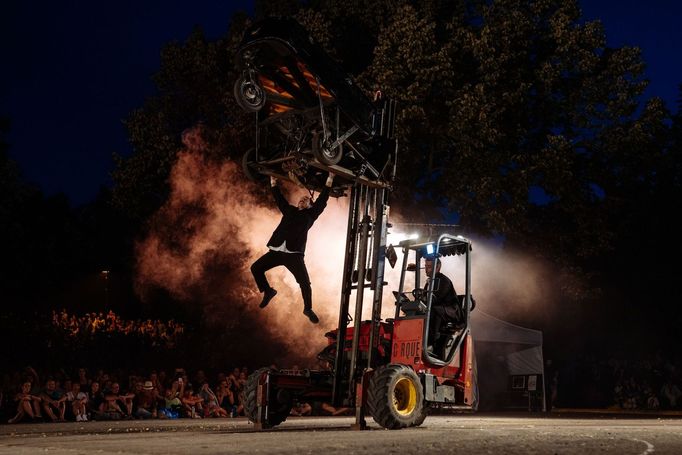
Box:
114;0;670;281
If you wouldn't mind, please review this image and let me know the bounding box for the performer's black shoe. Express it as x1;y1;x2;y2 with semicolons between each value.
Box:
303;308;319;324
259;288;277;308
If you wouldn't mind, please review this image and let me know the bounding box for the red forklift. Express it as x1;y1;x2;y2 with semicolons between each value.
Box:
242;228;477;430
235;17;476;430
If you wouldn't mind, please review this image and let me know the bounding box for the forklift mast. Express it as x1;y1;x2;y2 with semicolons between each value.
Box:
331;168;393;429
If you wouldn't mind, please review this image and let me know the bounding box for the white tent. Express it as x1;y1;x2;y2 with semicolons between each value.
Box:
470;310;545;411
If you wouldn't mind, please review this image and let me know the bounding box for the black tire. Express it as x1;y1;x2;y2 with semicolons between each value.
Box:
234;75;266;113
367;364;425;429
241;148;266;182
242;367;289;428
312;131;342;165
242;367;268;422
414;403;429;427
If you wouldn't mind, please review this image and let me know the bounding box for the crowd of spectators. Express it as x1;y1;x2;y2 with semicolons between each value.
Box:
551;352;682;411
0;365;350;424
0;366;250;424
50;309;185;350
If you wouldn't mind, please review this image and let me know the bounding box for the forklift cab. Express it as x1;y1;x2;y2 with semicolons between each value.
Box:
391;234;473;367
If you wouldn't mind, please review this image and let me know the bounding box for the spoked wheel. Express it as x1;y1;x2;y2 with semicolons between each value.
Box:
234;74;266;113
242;367;290;428
241;148;267;182
367;364;426;429
312;131;342;165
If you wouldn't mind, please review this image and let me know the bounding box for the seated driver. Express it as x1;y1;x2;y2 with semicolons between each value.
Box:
424;257;461;353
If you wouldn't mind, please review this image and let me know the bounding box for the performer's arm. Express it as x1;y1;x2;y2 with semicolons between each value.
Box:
310;173;334;219
270;176;291;214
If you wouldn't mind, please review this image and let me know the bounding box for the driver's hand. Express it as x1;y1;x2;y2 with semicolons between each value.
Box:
325;172;334;188
270;176;277;187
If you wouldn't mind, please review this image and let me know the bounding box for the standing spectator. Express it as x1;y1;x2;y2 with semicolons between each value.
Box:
66;382;89;421
8;381;42;423
40;379;67;422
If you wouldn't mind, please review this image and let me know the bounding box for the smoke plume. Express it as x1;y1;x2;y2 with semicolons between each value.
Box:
135;126;571;368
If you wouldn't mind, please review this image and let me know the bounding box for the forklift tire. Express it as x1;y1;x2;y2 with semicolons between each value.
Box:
234;75;266;113
367;364;425;429
242;367;289;428
312;132;343;165
414;403;429;427
242;148;266;183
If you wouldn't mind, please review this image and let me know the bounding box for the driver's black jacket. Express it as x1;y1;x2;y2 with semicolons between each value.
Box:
266;185;330;254
427;272;460;321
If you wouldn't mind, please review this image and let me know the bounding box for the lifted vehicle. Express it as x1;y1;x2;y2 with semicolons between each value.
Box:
234;17;397;195
242;233;476;430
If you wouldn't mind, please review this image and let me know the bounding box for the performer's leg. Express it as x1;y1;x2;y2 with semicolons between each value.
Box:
250;251;280;308
283;255;318;323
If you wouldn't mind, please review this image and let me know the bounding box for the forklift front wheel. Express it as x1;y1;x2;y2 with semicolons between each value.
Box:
367;364;425;429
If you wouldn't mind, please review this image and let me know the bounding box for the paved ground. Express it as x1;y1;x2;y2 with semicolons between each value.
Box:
1;413;681;454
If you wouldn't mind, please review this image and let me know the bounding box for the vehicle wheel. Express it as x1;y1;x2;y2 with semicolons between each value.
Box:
242;148;266;182
312;132;342;165
367;364;425;429
242;367;289;428
414;403;429;427
234;75;266;113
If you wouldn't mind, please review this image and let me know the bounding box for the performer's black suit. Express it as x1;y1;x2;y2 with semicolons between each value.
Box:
250;185;330;311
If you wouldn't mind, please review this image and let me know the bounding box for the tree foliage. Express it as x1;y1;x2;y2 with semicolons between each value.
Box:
114;0;677;275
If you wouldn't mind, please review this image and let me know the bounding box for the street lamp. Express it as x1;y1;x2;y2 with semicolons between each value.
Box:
101;270;110;309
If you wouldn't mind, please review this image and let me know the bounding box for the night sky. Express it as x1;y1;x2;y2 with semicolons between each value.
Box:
2;0;681;206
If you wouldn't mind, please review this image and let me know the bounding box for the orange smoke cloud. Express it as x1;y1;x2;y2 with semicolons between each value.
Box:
135;126;357;364
135;127;566;366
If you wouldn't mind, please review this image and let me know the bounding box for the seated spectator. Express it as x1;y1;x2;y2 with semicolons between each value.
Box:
160;379;183;419
227;376;244;417
198;382;228;417
87;381;106;420
216;379;237;417
290;400;312;417
311;401;351;416
180;384;204;418
8;381;42;424
134;381;158;419
193;370;207;387
76;368;91;388
40;379;66;422
148;371;162;396
65;382;89;421
103;382;134;419
660;378;682;409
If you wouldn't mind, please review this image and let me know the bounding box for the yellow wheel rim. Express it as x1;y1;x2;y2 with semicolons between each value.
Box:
393;377;417;416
